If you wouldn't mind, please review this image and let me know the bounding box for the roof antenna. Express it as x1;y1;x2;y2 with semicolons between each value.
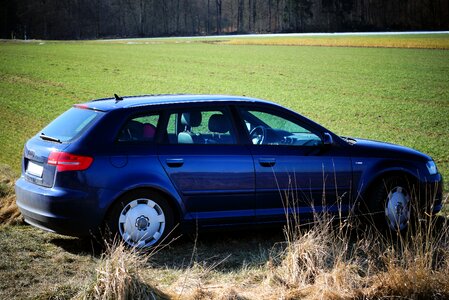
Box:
114;93;123;101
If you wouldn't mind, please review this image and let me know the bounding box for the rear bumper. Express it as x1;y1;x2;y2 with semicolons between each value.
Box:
15;177;104;237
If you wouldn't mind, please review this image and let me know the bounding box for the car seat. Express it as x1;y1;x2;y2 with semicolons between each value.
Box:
178;111;204;144
207;114;231;144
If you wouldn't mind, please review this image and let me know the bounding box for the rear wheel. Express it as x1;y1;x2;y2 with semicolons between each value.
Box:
367;176;414;232
106;190;174;248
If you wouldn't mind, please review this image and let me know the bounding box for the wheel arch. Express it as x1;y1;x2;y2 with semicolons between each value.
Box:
359;168;419;204
103;185;183;229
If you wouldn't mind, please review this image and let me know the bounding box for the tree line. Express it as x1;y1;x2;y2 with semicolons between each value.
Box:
1;0;448;40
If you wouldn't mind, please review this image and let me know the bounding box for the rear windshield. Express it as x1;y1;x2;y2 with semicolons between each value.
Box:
40;107;102;142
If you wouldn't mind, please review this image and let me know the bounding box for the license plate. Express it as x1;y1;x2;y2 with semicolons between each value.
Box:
27;161;43;177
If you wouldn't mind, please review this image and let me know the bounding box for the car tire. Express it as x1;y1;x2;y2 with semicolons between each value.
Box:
105;190;174;248
367;175;415;232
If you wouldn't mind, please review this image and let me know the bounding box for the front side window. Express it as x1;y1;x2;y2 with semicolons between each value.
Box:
239;108;322;146
165;108;236;145
117;114;159;142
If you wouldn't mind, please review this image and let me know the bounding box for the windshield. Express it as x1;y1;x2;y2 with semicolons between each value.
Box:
40;107;102;142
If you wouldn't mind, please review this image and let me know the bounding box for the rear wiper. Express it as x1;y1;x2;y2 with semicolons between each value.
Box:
39;133;62;143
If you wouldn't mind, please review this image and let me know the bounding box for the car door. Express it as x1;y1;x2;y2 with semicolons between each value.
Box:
157;106;255;226
237;106;353;223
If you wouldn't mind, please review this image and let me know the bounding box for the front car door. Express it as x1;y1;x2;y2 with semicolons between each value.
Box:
157;105;255;228
236;105;353;223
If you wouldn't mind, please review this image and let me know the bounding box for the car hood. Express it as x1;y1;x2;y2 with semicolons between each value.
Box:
350;138;431;162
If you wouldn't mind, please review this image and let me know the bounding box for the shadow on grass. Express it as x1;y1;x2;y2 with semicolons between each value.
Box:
149;226;285;273
50;235;104;257
47;225;287;272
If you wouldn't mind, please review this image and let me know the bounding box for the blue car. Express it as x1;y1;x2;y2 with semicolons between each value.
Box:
15;95;443;248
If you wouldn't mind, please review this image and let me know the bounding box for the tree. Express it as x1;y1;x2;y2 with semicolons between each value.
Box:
216;0;222;34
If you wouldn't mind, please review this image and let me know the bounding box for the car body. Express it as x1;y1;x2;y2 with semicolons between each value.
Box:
15;94;443;247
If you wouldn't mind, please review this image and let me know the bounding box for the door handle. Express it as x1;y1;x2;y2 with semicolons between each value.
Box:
166;158;184;168
259;158;276;167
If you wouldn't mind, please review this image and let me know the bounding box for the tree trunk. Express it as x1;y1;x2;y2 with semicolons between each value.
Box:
216;0;222;34
268;0;272;32
176;0;180;33
95;0;100;38
207;0;210;34
237;0;243;32
139;0;144;36
252;0;256;31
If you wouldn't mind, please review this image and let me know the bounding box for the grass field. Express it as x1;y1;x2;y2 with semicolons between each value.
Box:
1;34;449;299
1;34;449;183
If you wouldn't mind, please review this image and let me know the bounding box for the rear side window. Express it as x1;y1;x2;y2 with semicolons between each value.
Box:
165;108;236;145
117;114;159;143
40;107;101;142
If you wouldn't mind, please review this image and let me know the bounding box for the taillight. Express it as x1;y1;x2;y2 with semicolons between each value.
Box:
48;151;93;172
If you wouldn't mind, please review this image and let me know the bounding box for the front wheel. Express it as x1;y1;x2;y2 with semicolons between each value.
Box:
106;190;174;248
368;176;414;232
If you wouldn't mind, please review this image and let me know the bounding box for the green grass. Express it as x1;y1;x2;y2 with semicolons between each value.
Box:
1;35;448;187
1;32;449;296
1;34;449;298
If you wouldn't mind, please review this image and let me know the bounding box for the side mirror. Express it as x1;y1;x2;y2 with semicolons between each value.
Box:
323;132;333;146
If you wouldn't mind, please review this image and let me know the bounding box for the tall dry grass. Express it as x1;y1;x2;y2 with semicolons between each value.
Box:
366;216;449;299
82;240;167;300
0;164;21;225
267;193;449;300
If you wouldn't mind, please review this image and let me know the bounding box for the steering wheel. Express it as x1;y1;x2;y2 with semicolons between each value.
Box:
249;126;266;145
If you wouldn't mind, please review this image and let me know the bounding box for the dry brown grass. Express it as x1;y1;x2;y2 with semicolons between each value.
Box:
219;35;449;49
268;219;366;300
82;240;168;300
265;210;449;300
0;164;21;225
365;220;449;299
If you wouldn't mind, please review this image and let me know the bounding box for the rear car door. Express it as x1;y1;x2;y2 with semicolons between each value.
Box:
237;106;353;223
157;105;255;226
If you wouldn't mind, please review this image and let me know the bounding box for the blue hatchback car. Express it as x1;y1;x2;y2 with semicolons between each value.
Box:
15;95;443;248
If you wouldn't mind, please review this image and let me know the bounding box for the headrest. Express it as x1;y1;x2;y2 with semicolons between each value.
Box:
181;111;202;127
142;123;156;139
208;114;230;133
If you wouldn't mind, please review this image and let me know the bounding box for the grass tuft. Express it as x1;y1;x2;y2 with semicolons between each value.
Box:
82;240;167;300
270;219;365;300
366;217;449;299
0;164;21;225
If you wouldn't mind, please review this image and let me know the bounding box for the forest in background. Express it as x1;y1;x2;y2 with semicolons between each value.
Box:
1;0;449;40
